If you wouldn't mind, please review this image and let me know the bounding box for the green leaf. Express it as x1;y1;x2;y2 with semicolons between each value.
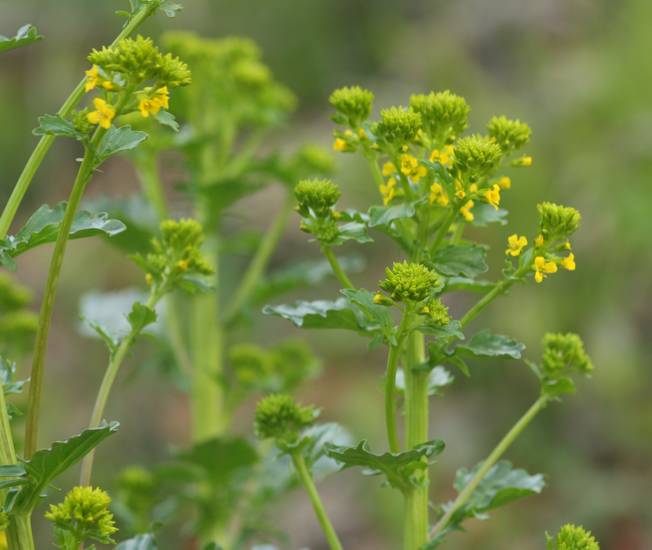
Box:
127;302;157;334
155;110;179;131
326;439;445;492
95;125;148;166
253;257;364;305
341;288;396;345
0;356;27;396
470;204;508;227
418;319;464;341
115;534;158;550
33;114;85;140
263;299;362;332
335;221;373;245
456;329;525;359
0;203;126;269
432;244;488;278
0;24;42;54
448;460;544;521
11;423;119;513
301;422;353;479
367;202;416;229
160;0;183;17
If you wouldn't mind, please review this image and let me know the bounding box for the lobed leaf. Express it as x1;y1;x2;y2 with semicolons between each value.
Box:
456;329;525;359
263;298;362;332
432;244;488;278
33;114;85;140
94;125;148;166
0;24;42;54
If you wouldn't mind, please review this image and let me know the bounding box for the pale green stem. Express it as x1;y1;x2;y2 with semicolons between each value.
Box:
450;221;465;245
23;144;99;458
430;209;456;253
403;330;430;550
321;245;354;289
0;2;160;238
134;152;169;219
223;191;294;324
430;396;548;539
6;513;35;550
79;292;158;486
0;386;16;464
291;451;343;550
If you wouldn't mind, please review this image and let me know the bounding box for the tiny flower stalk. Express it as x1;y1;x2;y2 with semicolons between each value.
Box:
0;0;163;239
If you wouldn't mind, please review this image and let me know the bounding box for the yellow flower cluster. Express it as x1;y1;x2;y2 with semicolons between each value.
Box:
505;233;576;282
138;86;170;117
429;145;455;167
460;200;474;222
505;234;527;256
483;183;501;210
87;97;116;129
429;182;449;206
400;153;427;182
85;65;115;92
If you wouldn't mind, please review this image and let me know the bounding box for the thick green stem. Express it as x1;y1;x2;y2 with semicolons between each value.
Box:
404;330;429;550
6;513;35;550
23;147;98;458
223;191;294;324
430;396;548;539
321;245;354;289
79;292;158;486
430;209;456;253
0;386;16;464
0;2;160;238
291;452;343;550
190;243;226;441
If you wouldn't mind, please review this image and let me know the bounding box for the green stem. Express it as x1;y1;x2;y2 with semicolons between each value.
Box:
23;144;99;458
0;2;160;238
365;155;385;190
321;245;354;289
79;292;158;486
134;152;169;219
430;209;456;253
6;513;35;550
404;330;429;550
290;451;343;550
0;386;16;464
430;395;548;539
223;191;294;324
450;221;465;245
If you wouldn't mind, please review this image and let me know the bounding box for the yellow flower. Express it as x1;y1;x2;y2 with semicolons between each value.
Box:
139;87;169;118
430;145;454;167
145;273;154;286
535;234;544;247
358;128;367;139
560;252;576;271
177;259;189;271
454;180;465;199
85;65;100;92
505;234;527;256
498;176;511;189
484;184;501;210
380;177;397;205
469;183;478;193
153;86;169;109
460;200;474;222
382;162;397;176
373;293;383;304
515;155;533;167
400;154;419;176
87;97;116;129
564;240;572;250
333;138;347;152
429;182;449;206
534;255;558;283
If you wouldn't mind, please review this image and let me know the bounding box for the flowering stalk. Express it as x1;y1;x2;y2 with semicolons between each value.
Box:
430;395;549;539
0;1;160;238
6;513;35;550
321;245;355;289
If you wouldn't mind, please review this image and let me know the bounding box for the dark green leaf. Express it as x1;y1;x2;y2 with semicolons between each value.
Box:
470;204;508;227
367;202;416;229
456;329;525;359
0;24;42;54
0;203;126;269
418;319;464;341
33;114;84;140
95;125;148;166
341;288;396;345
432;245;488;278
326;439;445;492
263;299;362;332
127;302;157;334
115;533;158;550
335;221;373;245
12;422;119;513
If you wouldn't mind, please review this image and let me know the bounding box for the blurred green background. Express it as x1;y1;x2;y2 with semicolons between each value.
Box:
1;0;651;548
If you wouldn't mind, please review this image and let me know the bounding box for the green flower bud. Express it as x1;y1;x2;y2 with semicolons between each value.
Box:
453;134;503;181
45;486;118;546
374;106;422;146
230;343;271;387
547;524;600;550
419;298;451;326
409;90;470;141
329;86;374;127
294;178;341;218
542;333;593;377
291;145;335;178
88;35;191;87
487;115;532;152
379;261;440;303
254;393;317;445
537;202;581;242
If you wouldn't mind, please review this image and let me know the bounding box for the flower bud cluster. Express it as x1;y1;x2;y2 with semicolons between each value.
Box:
541;333;593;378
409;90;470;142
487;116;532;152
378;261;440;304
453;134;503;182
547;524;600;550
330;86;374;128
254;393;317;446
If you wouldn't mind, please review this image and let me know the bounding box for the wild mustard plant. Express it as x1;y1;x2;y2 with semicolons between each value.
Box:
0;3;601;549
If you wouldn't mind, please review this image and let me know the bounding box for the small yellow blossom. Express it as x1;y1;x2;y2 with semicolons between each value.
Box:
535;234;544;247
177;259;189;271
400;154;427;182
515;155;533;167
382;162;397;176
145;273;154;285
454;180;465;199
153;86;169;109
85;65;101;92
429;182;449;206
499;176;511;189
373;293;383;304
87;97;116;129
483;183;501;210
534;255;558;283
333;138;347;152
380;177;397;205
430;145;454;167
139;87;169;118
460;200;474;222
560;252;576;271
469;183;478;193
505;234;527;256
